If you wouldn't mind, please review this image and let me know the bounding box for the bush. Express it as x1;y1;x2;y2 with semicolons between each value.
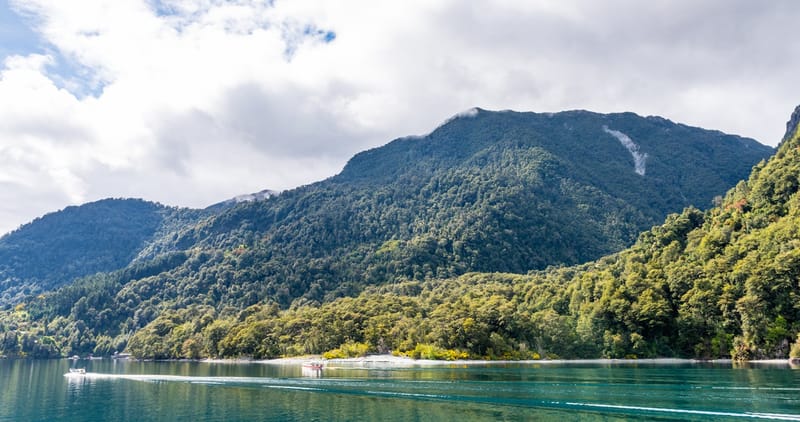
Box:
731;336;753;362
322;341;371;359
790;334;800;359
404;343;468;360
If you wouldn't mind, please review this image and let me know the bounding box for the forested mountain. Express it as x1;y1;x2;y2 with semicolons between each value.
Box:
0;107;776;359
120;104;800;361
0;199;207;306
153;109;771;302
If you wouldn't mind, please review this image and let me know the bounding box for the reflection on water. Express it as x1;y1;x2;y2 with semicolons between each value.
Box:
1;359;799;421
301;366;323;378
65;372;91;390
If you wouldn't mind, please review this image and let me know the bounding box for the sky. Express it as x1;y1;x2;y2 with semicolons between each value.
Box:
0;0;799;236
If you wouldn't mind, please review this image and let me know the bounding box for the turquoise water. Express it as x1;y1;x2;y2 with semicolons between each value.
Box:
1;359;799;421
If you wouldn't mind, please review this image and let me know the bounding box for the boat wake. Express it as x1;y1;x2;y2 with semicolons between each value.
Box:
563;402;800;421
63;372;800;420
64;372;322;388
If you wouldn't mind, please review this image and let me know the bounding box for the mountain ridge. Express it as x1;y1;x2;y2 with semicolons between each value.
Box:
2;108;774;301
0;107;777;358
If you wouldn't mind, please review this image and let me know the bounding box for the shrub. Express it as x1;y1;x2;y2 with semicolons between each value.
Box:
405;343;468;360
790;334;800;359
322;341;370;359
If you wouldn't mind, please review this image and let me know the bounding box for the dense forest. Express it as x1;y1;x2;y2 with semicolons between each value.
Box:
123;107;800;361
0;199;207;306
1;107;792;360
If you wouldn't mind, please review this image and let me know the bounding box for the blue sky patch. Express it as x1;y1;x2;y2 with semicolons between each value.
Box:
0;1;104;98
302;24;336;43
44;54;106;98
283;24;336;60
0;0;41;60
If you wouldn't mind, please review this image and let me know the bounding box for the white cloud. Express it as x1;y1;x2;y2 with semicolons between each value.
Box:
1;0;799;235
0;54;94;204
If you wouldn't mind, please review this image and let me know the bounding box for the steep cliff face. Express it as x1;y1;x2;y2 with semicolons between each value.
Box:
783;104;800;143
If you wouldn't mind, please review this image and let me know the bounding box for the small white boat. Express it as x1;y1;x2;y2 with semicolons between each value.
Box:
302;361;323;370
301;362;324;378
68;368;86;374
112;352;131;360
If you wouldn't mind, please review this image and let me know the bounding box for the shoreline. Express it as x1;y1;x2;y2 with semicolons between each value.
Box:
195;354;797;367
19;353;791;367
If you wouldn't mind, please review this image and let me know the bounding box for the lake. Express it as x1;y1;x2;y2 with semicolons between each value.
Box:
1;359;798;421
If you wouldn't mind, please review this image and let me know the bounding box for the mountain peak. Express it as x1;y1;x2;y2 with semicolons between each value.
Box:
229;189;280;204
206;189;280;211
783;104;800;143
433;107;483;131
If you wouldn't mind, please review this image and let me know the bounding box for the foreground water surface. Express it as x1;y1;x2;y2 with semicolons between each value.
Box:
1;358;799;421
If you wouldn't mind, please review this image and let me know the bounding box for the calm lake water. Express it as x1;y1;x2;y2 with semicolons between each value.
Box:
1;359;799;421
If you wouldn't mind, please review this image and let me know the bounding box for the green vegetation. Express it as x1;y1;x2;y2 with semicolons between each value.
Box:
0;198;207;306
131;151;800;359
323;342;371;359
0;108;784;360
791;335;800;359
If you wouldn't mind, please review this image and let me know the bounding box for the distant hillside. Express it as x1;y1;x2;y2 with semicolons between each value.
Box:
0;199;206;306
